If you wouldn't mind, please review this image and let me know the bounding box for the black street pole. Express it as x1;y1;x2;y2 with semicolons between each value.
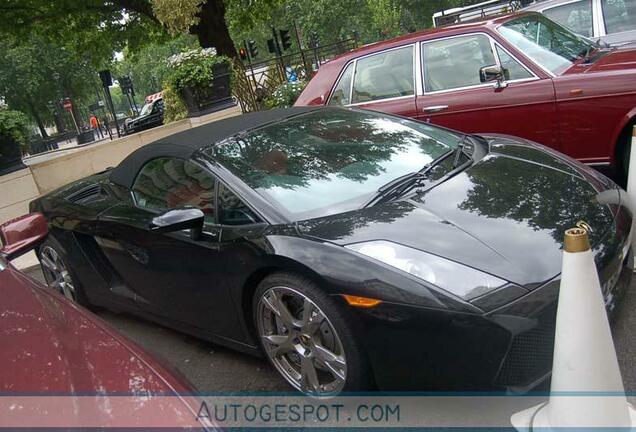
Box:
243;39;258;89
271;26;285;80
103;85;120;138
293;20;311;78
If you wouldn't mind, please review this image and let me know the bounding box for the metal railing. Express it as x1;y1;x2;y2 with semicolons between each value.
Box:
235;38;358;112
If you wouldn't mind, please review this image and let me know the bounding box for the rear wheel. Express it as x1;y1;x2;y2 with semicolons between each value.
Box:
253;273;371;395
38;236;89;306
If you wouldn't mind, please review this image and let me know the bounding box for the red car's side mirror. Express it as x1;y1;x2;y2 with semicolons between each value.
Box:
0;213;48;260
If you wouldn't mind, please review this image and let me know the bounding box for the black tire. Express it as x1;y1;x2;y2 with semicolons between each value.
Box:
253;272;372;394
617;122;635;188
37;235;90;307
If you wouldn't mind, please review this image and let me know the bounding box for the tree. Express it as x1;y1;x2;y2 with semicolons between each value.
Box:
0;0;243;59
0;108;30;171
114;35;198;97
0;35;99;137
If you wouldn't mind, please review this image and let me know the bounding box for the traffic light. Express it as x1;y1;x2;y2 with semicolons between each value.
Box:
98;70;112;87
248;40;258;59
279;29;292;51
239;47;247;61
119;76;132;94
267;38;276;54
308;31;320;49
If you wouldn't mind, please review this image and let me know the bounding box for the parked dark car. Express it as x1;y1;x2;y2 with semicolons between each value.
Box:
0;213;214;429
295;12;636;178
30;107;631;394
123;97;164;135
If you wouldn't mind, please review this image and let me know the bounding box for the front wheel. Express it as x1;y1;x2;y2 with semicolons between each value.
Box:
253;273;371;395
38;236;89;306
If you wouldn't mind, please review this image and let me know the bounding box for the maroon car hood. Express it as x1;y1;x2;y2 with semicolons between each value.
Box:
0;266;185;394
584;47;636;73
0;264;214;428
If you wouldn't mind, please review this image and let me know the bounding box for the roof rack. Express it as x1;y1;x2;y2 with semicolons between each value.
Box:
432;0;533;27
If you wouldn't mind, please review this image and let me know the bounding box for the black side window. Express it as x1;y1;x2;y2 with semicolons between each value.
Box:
132;157;217;223
218;182;260;225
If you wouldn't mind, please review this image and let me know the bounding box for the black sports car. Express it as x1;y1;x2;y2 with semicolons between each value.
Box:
30;107;632;394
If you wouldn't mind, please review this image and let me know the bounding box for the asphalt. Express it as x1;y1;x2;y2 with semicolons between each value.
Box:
25;265;636;393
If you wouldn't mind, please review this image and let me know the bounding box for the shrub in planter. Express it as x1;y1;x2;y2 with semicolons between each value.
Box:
166;47;234;116
162;85;188;124
264;81;308;109
0;109;29;173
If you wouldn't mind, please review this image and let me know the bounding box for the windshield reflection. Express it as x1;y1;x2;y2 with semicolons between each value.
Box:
209;109;460;218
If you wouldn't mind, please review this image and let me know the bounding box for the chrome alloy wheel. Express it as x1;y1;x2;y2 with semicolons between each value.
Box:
257;286;347;394
40;245;76;302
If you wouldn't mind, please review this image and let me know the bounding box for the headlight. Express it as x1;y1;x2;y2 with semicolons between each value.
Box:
345;240;507;300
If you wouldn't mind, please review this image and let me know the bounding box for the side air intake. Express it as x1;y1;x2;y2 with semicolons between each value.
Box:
66;184;102;205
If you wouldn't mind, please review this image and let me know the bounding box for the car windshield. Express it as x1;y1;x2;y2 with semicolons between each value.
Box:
208;109;461;219
139;102;154;116
497;14;594;75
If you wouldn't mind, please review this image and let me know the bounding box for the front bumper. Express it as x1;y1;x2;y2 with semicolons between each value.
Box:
347;247;632;392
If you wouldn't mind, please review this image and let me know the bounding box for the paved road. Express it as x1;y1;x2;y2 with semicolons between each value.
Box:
26;266;635;393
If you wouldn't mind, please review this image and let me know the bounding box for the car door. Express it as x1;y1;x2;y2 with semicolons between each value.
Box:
328;44;417;117
95;157;258;341
415;33;559;150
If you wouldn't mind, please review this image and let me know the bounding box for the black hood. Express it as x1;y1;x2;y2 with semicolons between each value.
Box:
297;137;620;288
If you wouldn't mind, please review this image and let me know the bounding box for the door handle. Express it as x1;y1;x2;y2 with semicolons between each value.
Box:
422;105;449;113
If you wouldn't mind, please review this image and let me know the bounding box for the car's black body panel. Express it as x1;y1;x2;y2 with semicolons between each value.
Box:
29;108;632;391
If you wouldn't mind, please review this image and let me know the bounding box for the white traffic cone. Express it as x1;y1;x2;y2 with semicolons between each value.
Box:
626;125;636;270
511;227;636;430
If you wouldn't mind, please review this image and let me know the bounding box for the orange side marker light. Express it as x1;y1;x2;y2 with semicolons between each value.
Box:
342;295;382;308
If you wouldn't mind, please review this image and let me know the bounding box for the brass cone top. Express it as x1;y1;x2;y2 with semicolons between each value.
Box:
564;227;590;253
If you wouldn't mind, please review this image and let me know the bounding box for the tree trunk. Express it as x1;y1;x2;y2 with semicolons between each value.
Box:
26;97;48;138
193;0;237;59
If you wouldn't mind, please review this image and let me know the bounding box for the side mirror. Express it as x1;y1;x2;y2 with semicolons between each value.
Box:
0;213;48;260
149;208;204;236
479;64;509;89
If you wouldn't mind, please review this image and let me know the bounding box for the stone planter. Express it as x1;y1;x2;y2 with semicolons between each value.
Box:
180;63;234;117
0;137;25;175
77;130;96;145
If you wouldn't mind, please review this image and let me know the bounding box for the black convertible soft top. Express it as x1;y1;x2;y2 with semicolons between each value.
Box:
109;107;319;189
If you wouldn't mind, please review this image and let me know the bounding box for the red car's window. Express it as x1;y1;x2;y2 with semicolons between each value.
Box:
422;34;496;92
495;45;534;80
328;62;354;106
351;46;414;104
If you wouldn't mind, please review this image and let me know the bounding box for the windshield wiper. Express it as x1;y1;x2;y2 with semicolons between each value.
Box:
364;148;455;207
452;134;476;168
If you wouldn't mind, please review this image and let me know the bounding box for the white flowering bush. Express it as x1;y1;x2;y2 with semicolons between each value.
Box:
264;80;307;109
166;46;229;92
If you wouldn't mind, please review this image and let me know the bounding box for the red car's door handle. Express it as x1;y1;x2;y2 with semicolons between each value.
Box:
422;105;449;113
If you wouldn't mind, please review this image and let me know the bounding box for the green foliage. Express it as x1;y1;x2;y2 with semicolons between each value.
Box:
0;34;99;137
162;85;189;123
0;109;30;156
151;0;204;34
114;35;198;98
226;0;472;56
165;47;231;92
263;81;307;109
0;0;165;68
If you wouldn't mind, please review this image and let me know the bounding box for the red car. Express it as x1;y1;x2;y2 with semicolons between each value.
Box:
295;11;636;177
0;213;214;429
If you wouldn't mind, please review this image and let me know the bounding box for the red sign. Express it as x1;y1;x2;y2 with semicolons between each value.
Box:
62;98;72;112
